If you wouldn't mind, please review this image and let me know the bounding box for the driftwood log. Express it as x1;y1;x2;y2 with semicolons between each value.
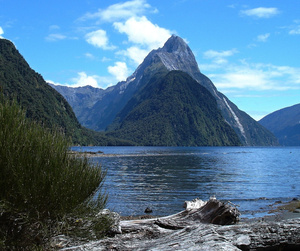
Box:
63;198;300;250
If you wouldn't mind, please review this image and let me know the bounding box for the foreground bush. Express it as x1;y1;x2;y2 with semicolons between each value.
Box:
0;99;107;247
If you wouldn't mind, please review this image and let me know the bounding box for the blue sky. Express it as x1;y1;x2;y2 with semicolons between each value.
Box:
1;0;300;120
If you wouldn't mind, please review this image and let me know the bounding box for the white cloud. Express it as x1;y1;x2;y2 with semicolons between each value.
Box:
47;80;61;86
71;72;99;87
289;25;300;35
204;49;238;58
49;25;60;30
81;1;171;69
101;57;112;62
240;7;279;18
45;33;67;41
208;63;300;91
203;49;238;64
257;33;270;42
119;46;149;65
114;16;171;50
81;0;153;23
84;52;95;60
213;69;269;90
273;65;300;84
85;29;116;50
48;74;116;89
108;62;129;82
0;26;3;38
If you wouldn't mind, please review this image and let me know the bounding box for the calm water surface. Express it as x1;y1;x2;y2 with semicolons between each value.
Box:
71;146;300;219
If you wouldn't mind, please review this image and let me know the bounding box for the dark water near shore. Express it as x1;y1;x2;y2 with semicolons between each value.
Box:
71;146;300;219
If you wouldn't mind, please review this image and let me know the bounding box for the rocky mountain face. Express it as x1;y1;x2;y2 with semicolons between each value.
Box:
52;56;169;132
0;39;133;146
49;84;107;129
107;70;241;146
150;36;277;146
52;35;278;146
259;104;300;146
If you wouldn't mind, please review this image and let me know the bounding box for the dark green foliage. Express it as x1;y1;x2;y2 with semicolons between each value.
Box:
0;39;79;138
0;98;108;248
0;98;107;216
90;55;169;131
50;35;279;146
0;38;133;146
107;71;241;146
192;74;279;146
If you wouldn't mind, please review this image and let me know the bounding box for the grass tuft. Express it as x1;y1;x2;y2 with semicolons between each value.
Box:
0;98;108;248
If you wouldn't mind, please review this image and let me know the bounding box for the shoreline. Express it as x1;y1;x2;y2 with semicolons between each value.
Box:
119;199;300;223
68;150;206;158
239;198;300;223
47;198;300;250
62;198;300;250
70;149;300;223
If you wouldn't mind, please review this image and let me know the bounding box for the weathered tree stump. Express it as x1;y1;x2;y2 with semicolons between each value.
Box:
63;198;300;250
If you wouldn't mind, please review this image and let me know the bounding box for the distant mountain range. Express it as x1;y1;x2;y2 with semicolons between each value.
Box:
0;38;133;146
259;104;300;146
51;35;278;146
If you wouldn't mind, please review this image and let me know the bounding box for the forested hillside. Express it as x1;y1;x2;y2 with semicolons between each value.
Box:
53;35;278;146
107;71;241;146
0;39;133;146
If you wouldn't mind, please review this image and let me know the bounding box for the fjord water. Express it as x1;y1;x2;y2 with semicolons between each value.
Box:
72;146;300;219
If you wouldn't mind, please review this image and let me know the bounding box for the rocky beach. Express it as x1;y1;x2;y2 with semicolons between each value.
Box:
46;197;300;250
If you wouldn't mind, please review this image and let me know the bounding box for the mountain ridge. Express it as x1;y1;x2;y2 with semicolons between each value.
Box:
0;38;134;146
259;103;300;146
52;35;278;146
107;70;241;146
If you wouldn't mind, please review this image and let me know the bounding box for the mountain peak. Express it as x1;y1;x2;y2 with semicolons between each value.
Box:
107;70;241;146
161;35;189;53
151;35;201;80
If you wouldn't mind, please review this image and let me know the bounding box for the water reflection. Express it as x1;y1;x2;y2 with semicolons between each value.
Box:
76;146;300;217
94;154;207;215
90;149;234;215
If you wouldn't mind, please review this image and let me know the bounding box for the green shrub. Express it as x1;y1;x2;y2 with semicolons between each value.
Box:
0;98;107;218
